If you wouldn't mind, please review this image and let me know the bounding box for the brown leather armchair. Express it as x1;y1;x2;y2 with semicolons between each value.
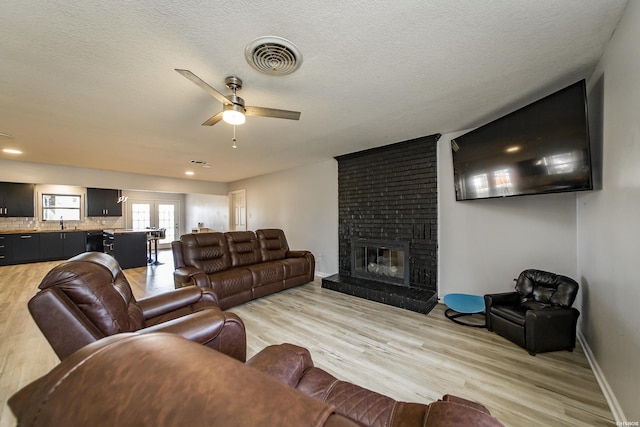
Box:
10;333;505;427
28;252;246;361
484;269;580;355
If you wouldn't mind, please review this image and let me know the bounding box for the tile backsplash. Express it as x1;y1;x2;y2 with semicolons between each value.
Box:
0;216;125;231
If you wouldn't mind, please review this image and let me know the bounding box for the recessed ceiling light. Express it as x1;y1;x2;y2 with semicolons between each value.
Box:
2;148;22;155
505;146;521;153
185;171;195;176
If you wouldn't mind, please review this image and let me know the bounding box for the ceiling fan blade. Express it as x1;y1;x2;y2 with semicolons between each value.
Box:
175;69;230;105
201;112;223;126
245;106;301;120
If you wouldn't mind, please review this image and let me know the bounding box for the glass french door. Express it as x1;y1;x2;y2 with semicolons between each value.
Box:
128;200;179;249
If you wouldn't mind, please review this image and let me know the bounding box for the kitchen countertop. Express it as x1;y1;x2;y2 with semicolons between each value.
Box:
1;228;162;235
0;228;108;234
103;229;154;235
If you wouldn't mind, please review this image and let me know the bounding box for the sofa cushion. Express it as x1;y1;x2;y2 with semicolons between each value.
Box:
257;228;289;261
208;268;254;299
490;306;527;326
515;269;578;308
181;233;232;273
247;261;285;288
297;367;404;427
226;231;262;267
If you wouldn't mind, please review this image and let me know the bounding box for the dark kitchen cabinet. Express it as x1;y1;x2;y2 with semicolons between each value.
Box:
0;182;35;217
40;231;87;261
12;233;40;263
0;234;12;266
86;188;122;217
63;232;87;257
113;232;147;269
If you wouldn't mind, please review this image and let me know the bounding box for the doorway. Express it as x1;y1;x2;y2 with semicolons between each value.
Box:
229;190;246;231
127;199;179;249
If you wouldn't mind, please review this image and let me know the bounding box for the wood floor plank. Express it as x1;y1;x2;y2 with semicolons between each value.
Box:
0;251;614;427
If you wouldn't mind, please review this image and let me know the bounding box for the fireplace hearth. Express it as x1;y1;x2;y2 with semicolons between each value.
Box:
322;274;437;314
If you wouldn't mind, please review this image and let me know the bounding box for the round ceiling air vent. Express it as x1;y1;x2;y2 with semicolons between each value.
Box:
245;36;302;76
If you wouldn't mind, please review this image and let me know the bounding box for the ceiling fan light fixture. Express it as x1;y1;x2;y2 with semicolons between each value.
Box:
222;104;246;125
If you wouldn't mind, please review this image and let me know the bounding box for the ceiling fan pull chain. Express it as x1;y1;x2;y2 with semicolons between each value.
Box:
232;125;238;149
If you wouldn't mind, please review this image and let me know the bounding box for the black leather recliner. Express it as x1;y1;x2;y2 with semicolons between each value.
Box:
484;269;580;355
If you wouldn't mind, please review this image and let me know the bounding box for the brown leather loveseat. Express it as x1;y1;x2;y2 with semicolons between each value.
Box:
172;228;315;309
28;251;246;361
9;332;505;427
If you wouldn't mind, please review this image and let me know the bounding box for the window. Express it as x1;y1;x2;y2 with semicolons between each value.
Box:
42;194;81;221
131;203;151;230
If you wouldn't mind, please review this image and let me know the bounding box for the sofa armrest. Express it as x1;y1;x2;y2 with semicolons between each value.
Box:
246;343;314;388
525;307;580;354
286;251;315;281
139;309;246;362
440;394;491;415
174;267;211;289
484;291;520;307
423;401;505;427
286;250;309;258
137;286;217;319
484;292;520;331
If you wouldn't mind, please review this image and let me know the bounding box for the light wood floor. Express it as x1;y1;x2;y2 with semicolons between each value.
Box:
0;251;614;427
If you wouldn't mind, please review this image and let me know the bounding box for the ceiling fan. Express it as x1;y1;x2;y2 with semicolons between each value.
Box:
175;69;301;126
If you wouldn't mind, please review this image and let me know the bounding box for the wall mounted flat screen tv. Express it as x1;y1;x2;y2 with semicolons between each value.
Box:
451;80;593;201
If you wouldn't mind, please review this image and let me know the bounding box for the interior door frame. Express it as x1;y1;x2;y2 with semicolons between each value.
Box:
228;189;246;231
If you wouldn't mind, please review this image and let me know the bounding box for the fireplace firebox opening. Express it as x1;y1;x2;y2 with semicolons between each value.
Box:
351;238;410;287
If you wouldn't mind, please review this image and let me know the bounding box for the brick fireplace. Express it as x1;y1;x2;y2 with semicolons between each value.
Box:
322;134;440;314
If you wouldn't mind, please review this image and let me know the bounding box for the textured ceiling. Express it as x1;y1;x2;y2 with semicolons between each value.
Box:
0;0;628;183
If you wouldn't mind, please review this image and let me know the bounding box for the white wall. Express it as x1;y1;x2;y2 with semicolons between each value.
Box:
578;0;640;422
437;132;579;298
184;193;229;232
229;159;338;277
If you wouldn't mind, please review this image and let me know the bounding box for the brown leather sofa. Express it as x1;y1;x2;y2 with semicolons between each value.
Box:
28;251;246;361
172;228;315;309
9;333;505;427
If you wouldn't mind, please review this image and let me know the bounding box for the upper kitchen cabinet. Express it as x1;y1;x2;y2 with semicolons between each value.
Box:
0;182;35;217
86;188;122;217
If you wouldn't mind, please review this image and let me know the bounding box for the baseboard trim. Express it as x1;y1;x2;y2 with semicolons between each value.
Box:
577;331;626;422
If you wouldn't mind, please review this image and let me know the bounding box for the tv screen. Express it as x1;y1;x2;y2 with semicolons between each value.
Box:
451;80;593;201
